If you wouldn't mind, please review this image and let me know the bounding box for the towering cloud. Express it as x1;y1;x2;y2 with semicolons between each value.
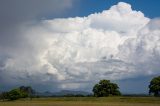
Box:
0;2;160;91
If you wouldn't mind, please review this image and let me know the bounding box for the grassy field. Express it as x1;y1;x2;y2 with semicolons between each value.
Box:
0;97;160;106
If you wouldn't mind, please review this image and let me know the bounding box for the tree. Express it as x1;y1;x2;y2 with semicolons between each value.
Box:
19;86;35;100
0;86;35;101
93;80;121;97
149;76;160;97
0;92;9;101
7;89;22;100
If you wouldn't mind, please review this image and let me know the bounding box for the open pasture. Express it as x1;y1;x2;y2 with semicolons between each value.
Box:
0;97;160;106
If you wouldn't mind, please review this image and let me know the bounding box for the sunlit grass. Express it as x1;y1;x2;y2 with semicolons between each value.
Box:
0;97;160;106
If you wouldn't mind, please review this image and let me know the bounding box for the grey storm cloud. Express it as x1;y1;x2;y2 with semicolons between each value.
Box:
0;2;160;92
0;0;74;47
0;0;73;25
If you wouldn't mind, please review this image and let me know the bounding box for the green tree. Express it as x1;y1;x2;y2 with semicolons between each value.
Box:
0;86;35;101
93;80;121;97
149;76;160;97
19;86;35;99
8;89;22;100
0;92;9;101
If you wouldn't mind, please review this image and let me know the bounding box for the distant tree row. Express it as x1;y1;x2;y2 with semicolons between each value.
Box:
0;76;159;101
0;86;35;101
93;76;160;97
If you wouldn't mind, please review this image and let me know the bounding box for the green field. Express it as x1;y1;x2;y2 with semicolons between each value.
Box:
0;97;160;106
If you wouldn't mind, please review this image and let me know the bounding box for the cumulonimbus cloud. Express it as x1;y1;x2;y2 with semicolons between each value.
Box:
0;2;160;91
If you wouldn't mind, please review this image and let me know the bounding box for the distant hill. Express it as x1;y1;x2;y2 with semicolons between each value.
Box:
36;91;53;97
35;90;92;97
52;90;91;96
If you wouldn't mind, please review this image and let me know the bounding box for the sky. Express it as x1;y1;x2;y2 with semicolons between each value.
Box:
0;0;160;94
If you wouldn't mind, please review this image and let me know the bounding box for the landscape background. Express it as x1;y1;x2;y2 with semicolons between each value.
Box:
0;0;160;95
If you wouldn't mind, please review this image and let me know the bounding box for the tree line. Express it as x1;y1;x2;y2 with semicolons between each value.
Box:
92;76;160;97
0;76;160;101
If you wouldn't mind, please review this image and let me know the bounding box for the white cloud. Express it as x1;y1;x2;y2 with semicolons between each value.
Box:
118;18;160;76
1;2;160;91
